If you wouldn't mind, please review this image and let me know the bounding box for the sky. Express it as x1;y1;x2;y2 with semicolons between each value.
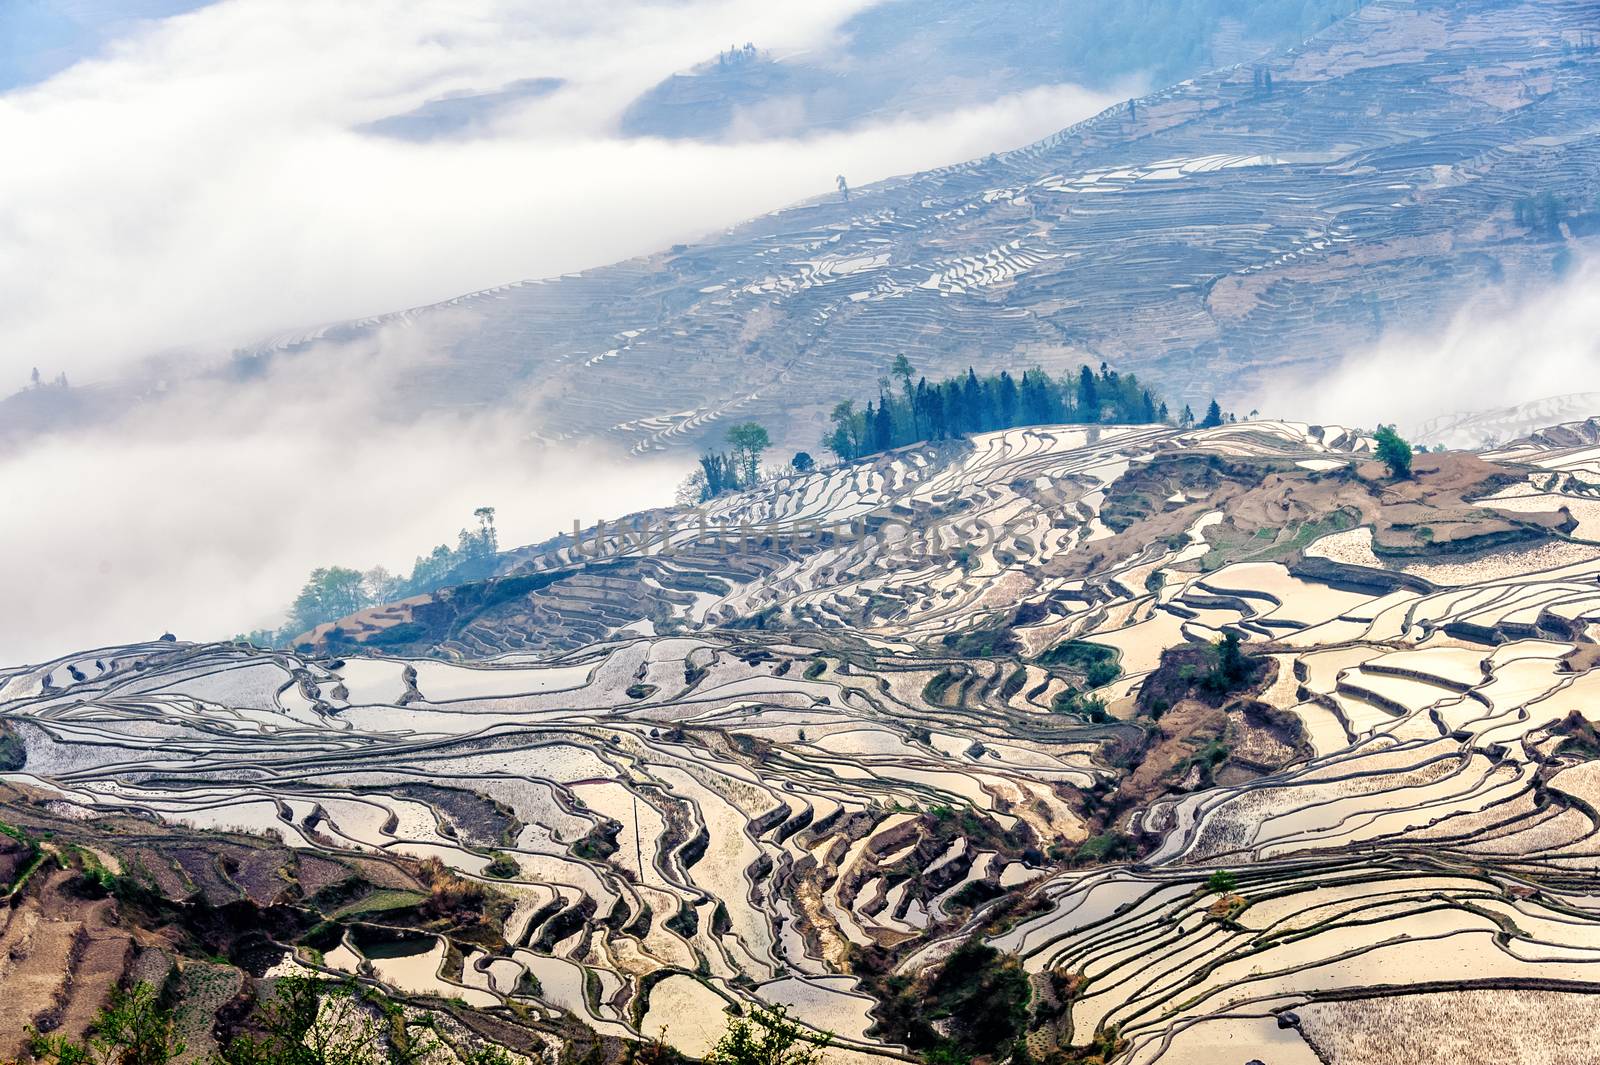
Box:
0;0;213;91
0;0;1127;662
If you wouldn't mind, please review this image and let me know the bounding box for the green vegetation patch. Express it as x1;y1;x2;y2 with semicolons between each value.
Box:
482;852;520;879
1051;687;1109;722
1138;632;1267;715
572;821;622;862
1038;640;1120;687
940;625;1021;659
330;888;429;920
922;668;965;704
1075;831;1135;865
1200;509;1357;571
0;721;25;772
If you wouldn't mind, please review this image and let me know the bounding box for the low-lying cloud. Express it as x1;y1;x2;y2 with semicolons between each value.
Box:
0;326;685;664
1250;254;1600;435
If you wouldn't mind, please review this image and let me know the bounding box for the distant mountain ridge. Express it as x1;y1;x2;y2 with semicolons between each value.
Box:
619;0;1349;141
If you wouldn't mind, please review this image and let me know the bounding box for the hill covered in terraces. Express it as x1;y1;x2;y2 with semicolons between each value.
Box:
261;0;1600;457
6;0;1598;459
12;418;1600;1062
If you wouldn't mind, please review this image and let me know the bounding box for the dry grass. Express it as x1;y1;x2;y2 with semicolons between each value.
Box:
1298;989;1600;1065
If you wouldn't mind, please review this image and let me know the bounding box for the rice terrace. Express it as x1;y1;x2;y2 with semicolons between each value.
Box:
9;416;1600;1063
4;1;1600;1064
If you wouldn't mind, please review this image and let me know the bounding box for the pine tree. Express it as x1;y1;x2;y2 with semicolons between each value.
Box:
891;355;917;438
963;368;982;433
998;371;1019;428
873;398;893;452
1077;366;1100;423
916;378;945;440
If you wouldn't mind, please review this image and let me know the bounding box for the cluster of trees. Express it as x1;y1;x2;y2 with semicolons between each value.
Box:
679;359;1236;503
680;422;776;503
241;507;499;646
1513;190;1600;245
1200;630;1259;697
852;938;1032;1065
716;42;763;67
1513;191;1570;238
26;367;68;389
823;356;1178;462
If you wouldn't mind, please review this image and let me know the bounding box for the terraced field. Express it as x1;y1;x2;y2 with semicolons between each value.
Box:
14;418;1600;1059
241;0;1600;458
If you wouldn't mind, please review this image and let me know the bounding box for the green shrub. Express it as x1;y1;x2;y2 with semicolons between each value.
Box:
1374;424;1413;479
1075;832;1134;865
923;668;963;703
30;982;183;1065
703;1005;828;1065
483;852;520;879
1039;641;1121;688
1051;687;1109;722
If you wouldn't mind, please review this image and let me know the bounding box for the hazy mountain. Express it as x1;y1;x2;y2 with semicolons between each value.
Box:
359;77;566;142
7;0;1594;464
621;0;1362;140
231;0;1600;459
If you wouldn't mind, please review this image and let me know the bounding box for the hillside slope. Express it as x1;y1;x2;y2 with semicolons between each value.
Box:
247;0;1599;457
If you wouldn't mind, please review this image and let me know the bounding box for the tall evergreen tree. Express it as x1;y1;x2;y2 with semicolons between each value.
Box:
998;371;1019;428
873;397;893;452
891;355;917;439
1077;366;1100;423
916;378;946;440
963;369;982;433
